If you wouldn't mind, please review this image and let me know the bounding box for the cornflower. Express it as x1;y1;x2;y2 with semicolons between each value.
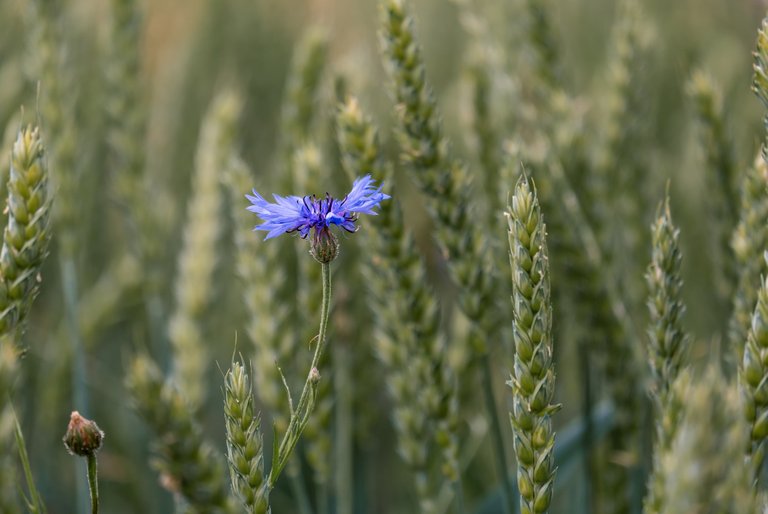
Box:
244;174;388;491
246;174;389;262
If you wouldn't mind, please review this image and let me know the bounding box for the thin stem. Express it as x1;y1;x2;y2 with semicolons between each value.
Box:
480;351;513;514
87;453;99;514
453;478;465;514
579;342;594;514
270;262;333;486
13;409;45;514
288;466;314;514
145;292;167;371
318;483;330;514
335;342;353;514
61;257;89;513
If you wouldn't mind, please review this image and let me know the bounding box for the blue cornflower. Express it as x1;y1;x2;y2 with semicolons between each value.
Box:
246;174;390;262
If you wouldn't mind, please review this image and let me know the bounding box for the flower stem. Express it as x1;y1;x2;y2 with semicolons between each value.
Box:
480;351;513;514
270;262;332;487
87;453;99;514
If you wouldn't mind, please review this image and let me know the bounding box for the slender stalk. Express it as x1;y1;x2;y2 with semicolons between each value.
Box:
453;479;465;514
14;409;45;514
579;343;594;514
87;453;99;514
480;352;513;514
61;257;89;514
288;470;314;514
335;343;353;514
61;258;88;413
145;293;167;369
318;485;329;514
270;262;332;486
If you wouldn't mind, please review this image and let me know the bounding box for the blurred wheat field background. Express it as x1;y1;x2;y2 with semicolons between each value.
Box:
2;0;768;513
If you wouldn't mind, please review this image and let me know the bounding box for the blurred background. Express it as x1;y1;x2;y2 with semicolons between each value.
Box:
2;0;768;512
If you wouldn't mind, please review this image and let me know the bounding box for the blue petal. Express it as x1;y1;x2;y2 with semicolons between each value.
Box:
342;175;390;215
246;189;311;240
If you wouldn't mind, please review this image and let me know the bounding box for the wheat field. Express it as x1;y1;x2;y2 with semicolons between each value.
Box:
0;0;767;513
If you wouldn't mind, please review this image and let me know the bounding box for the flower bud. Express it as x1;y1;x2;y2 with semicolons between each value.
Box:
309;367;321;384
63;411;104;457
310;229;339;263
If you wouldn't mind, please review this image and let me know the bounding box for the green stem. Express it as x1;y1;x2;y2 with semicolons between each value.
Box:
318;483;330;514
453;478;465;514
579;341;594;514
335;342;353;514
480;351;513;514
270;262;333;487
61;257;89;513
287;466;314;514
87;453;99;514
145;291;167;370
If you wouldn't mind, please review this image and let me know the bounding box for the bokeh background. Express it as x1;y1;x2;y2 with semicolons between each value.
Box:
2;0;768;512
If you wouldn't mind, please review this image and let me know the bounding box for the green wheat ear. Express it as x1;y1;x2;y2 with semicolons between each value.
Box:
0;126;52;340
223;155;294;429
126;354;236;513
224;360;270;514
380;0;496;342
337;97;460;511
645;196;688;401
660;368;759;514
740;10;768;484
507;174;559;514
643;194;689;514
168;91;240;408
730;154;768;355
687;70;738;307
278;28;329;190
0;124;53;513
740;257;768;478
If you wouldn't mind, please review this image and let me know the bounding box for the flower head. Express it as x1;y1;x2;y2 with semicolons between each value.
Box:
246;175;390;260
